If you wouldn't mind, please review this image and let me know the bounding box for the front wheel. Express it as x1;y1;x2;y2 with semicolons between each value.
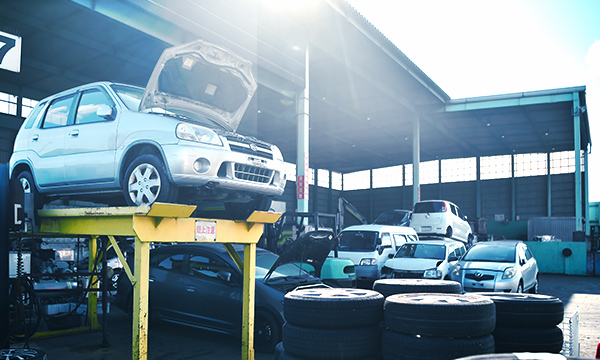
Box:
516;282;523;293
254;310;280;353
445;226;453;238
123;154;177;206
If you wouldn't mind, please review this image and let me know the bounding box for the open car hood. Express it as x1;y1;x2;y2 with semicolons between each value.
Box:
264;230;335;282
140;39;257;132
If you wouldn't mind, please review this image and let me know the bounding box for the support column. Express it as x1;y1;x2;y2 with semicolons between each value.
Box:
511;154;516;221
573;92;583;231
547;152;552;217
296;45;310;213
369;169;373;221
476;157;481;218
585;149;590;235
412;114;420;205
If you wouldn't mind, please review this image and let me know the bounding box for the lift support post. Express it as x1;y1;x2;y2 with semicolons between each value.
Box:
38;203;281;360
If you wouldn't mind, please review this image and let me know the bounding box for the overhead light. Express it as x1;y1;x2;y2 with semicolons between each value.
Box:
366;117;370;121
545;132;549;136
501;135;505;139
486;123;491;127
257;110;261;114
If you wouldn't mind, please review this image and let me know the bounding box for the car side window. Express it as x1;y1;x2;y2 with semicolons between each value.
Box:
188;254;234;284
24;101;47;129
43;94;75;128
392;234;408;247
457;207;465;220
450;205;458;216
155;253;184;272
517;247;527;265
524;246;533;260
380;233;392;247
75;89;114;124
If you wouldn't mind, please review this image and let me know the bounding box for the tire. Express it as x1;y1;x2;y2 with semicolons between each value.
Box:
455;354;565;360
254;309;281;353
493;326;563;353
282;323;381;360
373;279;462;298
123;154;177;206
0;349;47;359
471;293;564;328
516;282;523;293
384;293;495;337
381;329;494;360
225;196;272;220
446;226;453;238
283;288;384;328
529;276;539;294
14;170;45;223
10;279;42;341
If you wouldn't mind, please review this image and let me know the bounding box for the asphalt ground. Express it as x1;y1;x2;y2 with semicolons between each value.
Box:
9;273;600;360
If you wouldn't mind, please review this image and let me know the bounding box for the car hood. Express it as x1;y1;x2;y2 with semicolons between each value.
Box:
459;261;513;272
140;39;257;132
385;258;442;271
264;230;334;282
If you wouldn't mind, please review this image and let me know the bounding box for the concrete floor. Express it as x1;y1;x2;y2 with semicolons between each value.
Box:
9;273;600;360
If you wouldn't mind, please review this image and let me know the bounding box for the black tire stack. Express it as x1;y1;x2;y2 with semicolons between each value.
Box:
278;288;384;360
382;293;496;360
474;293;565;354
373;279;462;298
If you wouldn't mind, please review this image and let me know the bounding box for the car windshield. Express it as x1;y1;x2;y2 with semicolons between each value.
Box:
413;201;446;213
463;245;516;263
253;250;312;281
374;211;409;225
338;231;379;252
394;243;446;260
111;84;144;110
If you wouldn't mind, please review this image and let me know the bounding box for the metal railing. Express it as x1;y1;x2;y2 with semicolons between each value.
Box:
561;305;580;357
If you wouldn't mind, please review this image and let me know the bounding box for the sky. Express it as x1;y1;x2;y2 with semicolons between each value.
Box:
345;0;600;201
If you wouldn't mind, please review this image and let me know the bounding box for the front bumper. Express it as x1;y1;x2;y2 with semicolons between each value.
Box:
356;265;379;282
454;270;519;293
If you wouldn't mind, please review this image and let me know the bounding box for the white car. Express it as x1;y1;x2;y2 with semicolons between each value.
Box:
380;239;466;280
450;240;539;293
9;40;287;219
409;200;473;245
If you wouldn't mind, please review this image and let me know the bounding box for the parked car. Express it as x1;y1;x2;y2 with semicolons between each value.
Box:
115;233;333;353
332;224;419;284
380;238;466;280
373;209;411;226
409;200;473;245
9;39;286;219
450;240;539;293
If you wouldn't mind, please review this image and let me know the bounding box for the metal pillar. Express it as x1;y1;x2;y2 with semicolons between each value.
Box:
511;154;516;221
412;114;420;205
476;157;481;218
585;149;590;235
1;164;9;348
573;92;583;231
296;45;309;213
547;152;552;217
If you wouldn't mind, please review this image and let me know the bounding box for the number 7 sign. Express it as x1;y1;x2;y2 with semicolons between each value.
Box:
0;31;21;73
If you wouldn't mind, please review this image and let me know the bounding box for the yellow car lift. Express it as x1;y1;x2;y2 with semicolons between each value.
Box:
37;202;281;360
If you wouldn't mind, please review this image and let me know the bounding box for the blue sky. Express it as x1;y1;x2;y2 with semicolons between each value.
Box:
345;0;600;201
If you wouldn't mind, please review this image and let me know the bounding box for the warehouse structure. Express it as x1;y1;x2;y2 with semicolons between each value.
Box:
0;0;592;240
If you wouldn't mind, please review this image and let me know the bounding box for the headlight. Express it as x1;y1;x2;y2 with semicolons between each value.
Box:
502;266;517;279
423;269;442;279
451;264;461;277
272;145;284;161
359;258;377;266
176;123;222;146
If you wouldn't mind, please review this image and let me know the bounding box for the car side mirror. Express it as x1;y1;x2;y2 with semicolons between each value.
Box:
464;215;468;221
388;253;394;259
217;270;232;283
520;259;526;266
97;104;115;119
376;237;382;245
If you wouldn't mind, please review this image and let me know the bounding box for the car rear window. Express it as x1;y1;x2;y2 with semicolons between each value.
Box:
413;201;446;213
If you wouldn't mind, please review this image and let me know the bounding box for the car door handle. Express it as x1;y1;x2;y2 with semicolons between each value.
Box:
149;277;155;283
32;134;39;141
186;285;196;293
68;130;80;137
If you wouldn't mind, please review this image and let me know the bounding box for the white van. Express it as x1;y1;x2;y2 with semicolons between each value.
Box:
331;224;419;284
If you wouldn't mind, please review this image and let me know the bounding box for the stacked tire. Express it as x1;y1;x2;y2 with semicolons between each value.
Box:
278;288;384;360
382;293;496;360
474;293;564;354
373;279;462;298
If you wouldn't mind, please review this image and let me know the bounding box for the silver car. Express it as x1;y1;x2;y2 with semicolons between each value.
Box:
9;40;286;219
450;240;539;293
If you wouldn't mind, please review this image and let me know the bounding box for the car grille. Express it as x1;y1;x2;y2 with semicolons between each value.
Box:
465;273;495;281
392;270;425;279
234;164;273;184
227;136;273;160
464;287;494;292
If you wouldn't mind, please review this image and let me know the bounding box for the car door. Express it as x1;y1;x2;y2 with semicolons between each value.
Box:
179;251;241;333
520;245;536;289
29;94;76;188
454;205;469;241
149;251;186;321
64;87;119;186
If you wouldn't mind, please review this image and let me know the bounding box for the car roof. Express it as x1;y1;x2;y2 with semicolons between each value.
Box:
473;240;523;247
341;224;417;234
403;240;458;246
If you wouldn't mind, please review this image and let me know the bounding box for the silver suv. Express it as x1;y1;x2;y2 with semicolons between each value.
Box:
9;40;286;219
